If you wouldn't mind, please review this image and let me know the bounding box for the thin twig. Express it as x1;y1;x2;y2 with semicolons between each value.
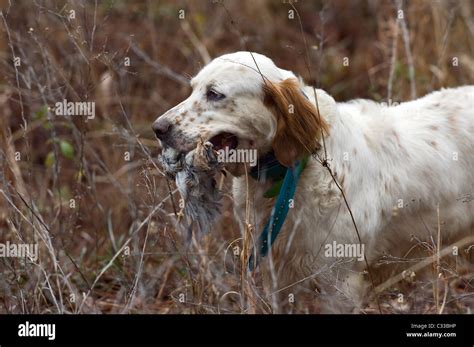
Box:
396;0;416;99
130;43;189;86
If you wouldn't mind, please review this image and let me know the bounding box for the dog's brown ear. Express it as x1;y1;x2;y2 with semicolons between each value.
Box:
263;78;329;167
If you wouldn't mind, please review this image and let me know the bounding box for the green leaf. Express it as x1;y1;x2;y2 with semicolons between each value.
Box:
57;185;71;200
263;155;310;198
45;151;55;168
75;168;85;182
264;180;283;198
34;105;48;120
59;140;74;159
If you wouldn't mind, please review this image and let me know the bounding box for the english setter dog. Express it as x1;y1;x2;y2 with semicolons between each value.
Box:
153;51;474;312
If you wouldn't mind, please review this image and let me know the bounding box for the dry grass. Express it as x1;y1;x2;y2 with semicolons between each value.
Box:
0;0;473;314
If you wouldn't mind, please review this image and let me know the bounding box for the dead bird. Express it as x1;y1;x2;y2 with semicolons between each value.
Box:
160;139;224;241
160;146;183;179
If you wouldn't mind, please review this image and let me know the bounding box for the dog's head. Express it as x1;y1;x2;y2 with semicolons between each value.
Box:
153;51;329;175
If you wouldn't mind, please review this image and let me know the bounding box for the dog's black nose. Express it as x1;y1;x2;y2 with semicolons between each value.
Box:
152;118;172;140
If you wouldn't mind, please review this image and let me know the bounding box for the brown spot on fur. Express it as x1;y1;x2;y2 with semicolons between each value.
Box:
338;173;345;187
364;133;375;150
180;111;188;117
263;78;329;167
392;129;400;146
429;125;439;131
430;140;437;148
421;169;431;181
400;145;410;158
189;117;195;122
175;117;182;125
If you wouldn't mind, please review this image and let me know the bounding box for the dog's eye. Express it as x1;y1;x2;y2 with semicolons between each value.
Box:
206;88;225;101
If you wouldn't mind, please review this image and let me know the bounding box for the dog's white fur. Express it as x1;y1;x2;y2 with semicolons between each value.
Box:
155;52;474;312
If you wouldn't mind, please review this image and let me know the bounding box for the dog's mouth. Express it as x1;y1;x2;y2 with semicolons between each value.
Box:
208;132;238;152
160;132;239;177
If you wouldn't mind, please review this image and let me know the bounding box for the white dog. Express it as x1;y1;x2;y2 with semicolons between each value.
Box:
153;51;474;312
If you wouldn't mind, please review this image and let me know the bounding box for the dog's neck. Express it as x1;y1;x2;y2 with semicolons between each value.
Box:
249;151;286;182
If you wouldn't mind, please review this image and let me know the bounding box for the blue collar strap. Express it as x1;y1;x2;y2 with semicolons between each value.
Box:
248;155;308;270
